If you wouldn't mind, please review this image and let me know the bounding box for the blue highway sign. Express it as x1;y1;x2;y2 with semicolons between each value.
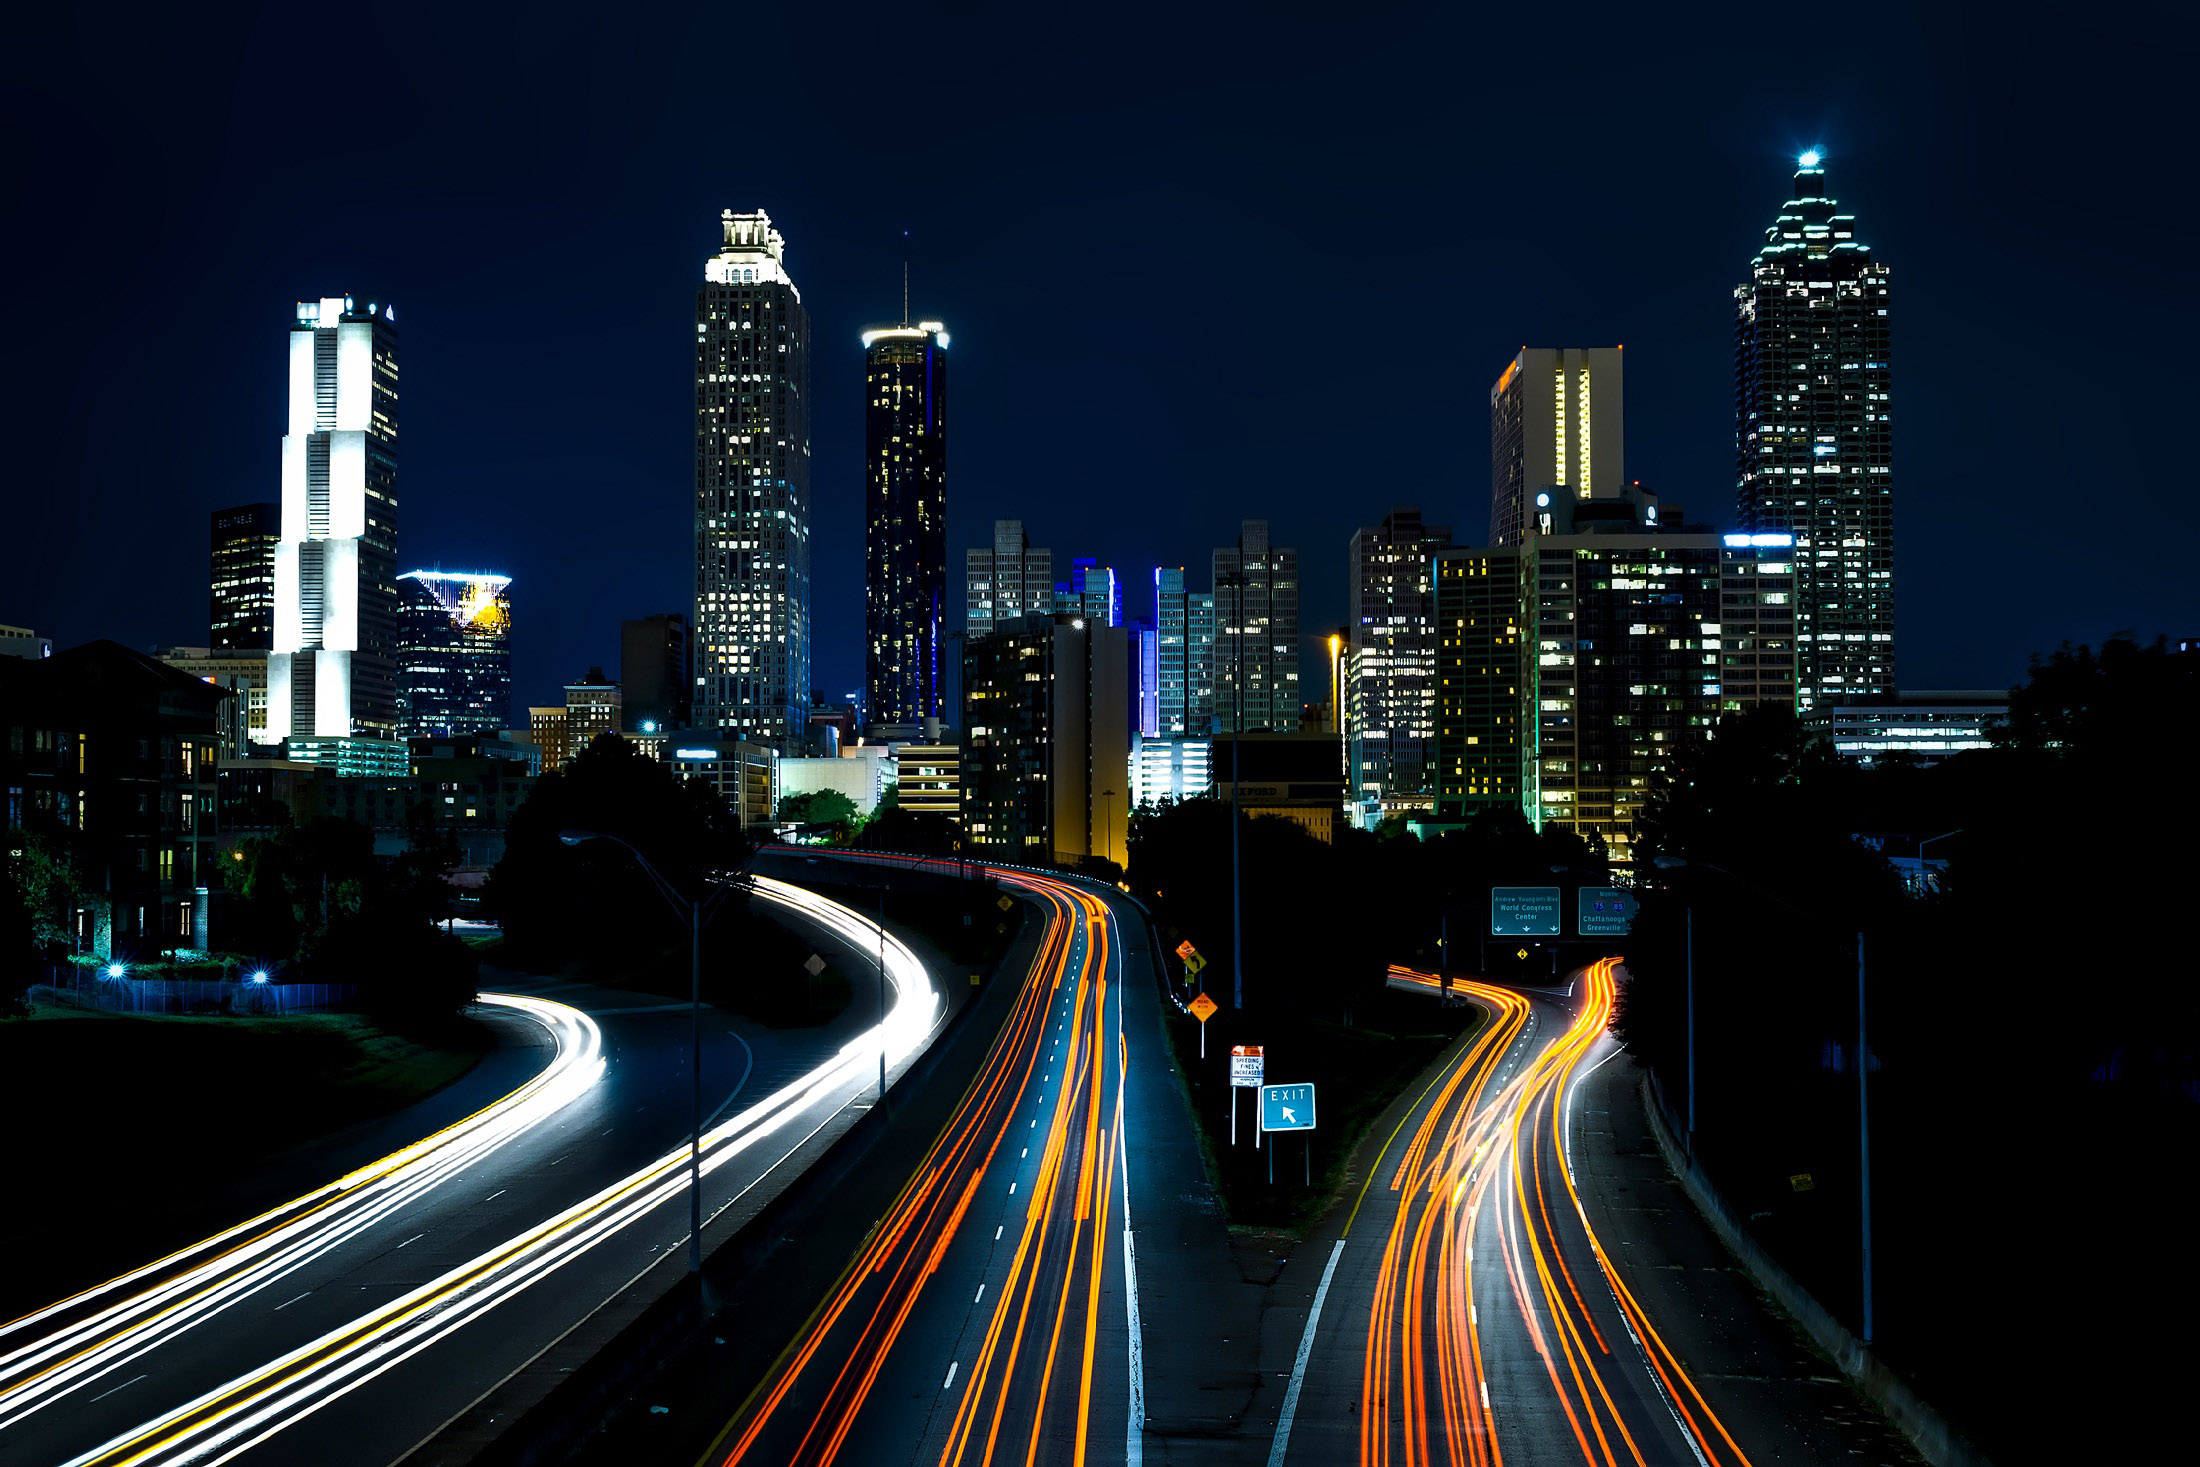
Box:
1491;886;1563;937
1577;888;1640;936
1260;1084;1317;1133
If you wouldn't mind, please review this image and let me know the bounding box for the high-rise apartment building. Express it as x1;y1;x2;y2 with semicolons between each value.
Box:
209;503;281;650
565;668;622;755
960;614;1131;868
695;209;811;746
1489;347;1624;548
620;613;690;732
1213;520;1299;735
1734;154;1894;709
862;318;948;726
1431;549;1523;820
1347;509;1452;822
266;295;401;749
1153;568;1216;737
395;571;512;738
966;520;1054;635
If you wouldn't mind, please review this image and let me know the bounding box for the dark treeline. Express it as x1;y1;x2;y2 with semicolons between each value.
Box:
1618;635;2197;1465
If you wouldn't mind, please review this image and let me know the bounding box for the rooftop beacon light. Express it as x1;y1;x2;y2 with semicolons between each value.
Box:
1799;149;1822;168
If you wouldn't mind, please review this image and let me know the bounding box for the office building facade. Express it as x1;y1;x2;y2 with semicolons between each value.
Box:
1212;520;1299;735
966;519;1055;636
1348;509;1452;822
157;646;271;760
209;502;281;650
695;209;811;745
1490;347;1624;548
1059;559;1122;627
863;319;949;726
960;614;1130;867
1153;568;1215;737
1735;155;1895;710
266;295;402;749
1431;549;1524;821
395;571;512;739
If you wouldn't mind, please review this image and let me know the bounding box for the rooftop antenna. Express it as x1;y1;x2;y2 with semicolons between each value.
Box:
902;228;910;327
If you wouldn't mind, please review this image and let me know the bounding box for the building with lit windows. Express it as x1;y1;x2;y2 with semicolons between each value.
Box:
1131;735;1211;808
265;295;402;763
1735;153;1894;710
1213;520;1299;736
1431;549;1523;820
1715;533;1800;712
157;646;271;759
695;209;811;746
1824;691;2005;767
1490;347;1624;548
395;571;512;739
966;520;1054;636
209;503;280;650
863;318;948;727
1347;509;1451;824
895;739;962;821
960;614;1130;868
1057;559;1123;627
1153;567;1216;736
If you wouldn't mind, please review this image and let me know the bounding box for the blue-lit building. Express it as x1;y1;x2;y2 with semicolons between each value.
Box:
396;571;513;739
1058;558;1122;627
1153;567;1215;736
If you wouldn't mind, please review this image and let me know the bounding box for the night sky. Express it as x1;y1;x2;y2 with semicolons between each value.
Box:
10;5;2194;714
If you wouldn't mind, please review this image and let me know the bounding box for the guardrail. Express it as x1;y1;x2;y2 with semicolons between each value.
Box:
29;977;358;1017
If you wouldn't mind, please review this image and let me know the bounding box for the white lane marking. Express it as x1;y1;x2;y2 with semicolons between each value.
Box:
396;1234;425;1249
1021;1148;1028;1159
995;1225;1003;1241
88;1374;147;1403
942;1361;958;1390
271;1293;312;1313
485;1190;506;1202
974;1285;985;1303
1264;1238;1346;1466
1009;1183;1017;1195
1481;1380;1490;1409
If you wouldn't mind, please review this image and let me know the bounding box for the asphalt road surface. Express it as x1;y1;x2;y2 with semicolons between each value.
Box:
0;877;941;1467
700;853;1156;1467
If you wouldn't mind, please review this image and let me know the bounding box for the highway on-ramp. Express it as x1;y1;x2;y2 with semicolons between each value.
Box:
0;876;942;1467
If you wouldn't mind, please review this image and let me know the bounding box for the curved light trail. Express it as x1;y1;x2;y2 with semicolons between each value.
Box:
0;993;605;1430
14;877;937;1467
707;856;1133;1467
1357;959;1757;1467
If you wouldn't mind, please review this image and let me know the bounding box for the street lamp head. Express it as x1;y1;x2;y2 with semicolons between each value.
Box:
104;962;126;979
1651;855;1688;870
558;829;601;847
250;969;270;984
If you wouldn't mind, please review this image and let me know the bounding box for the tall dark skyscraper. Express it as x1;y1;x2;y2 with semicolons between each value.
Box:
267;295;401;748
695;209;811;746
621;612;691;732
862;318;948;726
1347;508;1451;821
395;570;512;738
209;502;280;649
1735;152;1894;709
1212;520;1299;735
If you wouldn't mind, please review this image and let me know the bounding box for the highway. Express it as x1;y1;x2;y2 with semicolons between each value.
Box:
0;876;942;1467
1280;959;1762;1467
704;853;1147;1467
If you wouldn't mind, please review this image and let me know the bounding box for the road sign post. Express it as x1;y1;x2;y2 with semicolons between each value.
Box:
1188;988;1217;1058
1490;886;1562;937
1258;1083;1317;1186
1229;1045;1264;1146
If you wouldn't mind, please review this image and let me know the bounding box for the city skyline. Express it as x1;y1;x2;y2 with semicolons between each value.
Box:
10;11;2189;714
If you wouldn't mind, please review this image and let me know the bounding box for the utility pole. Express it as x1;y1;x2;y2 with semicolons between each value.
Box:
1686;905;1696;1149
1219;561;1249;1012
689;896;702;1275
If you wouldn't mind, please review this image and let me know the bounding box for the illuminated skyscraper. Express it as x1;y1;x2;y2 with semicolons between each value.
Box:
862;318;948;726
695;209;811;746
1152;568;1215;736
1734;153;1894;709
966;520;1054;635
1059;559;1122;627
1212;520;1298;735
396;571;512;738
266;294;401;747
209;502;280;650
1348;508;1451;822
1489;347;1624;548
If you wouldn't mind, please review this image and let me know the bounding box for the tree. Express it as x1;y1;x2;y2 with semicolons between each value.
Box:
777;789;857;829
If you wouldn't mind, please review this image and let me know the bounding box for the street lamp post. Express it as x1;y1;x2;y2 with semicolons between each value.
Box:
560;829;713;1276
1218;563;1249;1012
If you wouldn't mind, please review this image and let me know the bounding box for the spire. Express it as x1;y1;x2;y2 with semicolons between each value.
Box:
902;260;910;327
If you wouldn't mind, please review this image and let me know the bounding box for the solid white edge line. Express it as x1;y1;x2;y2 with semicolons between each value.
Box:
1264;1239;1346;1467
